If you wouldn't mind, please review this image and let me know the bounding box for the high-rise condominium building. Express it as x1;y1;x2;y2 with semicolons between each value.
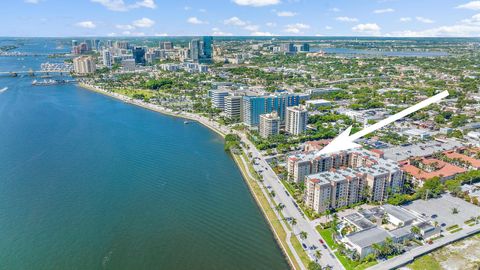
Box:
287;149;404;213
285;105;308;135
160;41;173;50
73;56;96;75
189;39;200;63
242;93;300;127
259;112;280;138
102;50;112;68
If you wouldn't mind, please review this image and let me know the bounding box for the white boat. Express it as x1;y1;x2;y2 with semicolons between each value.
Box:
0;87;8;93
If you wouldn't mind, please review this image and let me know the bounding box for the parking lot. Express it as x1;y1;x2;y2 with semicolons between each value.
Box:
403;193;480;229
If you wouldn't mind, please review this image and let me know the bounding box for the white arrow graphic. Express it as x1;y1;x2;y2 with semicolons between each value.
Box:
319;90;449;155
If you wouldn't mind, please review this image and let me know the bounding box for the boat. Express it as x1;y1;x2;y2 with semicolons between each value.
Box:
0;87;8;93
184;120;190;124
32;79;73;86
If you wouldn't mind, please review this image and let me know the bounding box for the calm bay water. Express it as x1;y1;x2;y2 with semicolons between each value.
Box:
0;39;288;270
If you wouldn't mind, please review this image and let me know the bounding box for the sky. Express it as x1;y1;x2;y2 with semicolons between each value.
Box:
3;0;480;37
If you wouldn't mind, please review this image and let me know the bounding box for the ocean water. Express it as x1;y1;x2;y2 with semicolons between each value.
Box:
0;38;288;270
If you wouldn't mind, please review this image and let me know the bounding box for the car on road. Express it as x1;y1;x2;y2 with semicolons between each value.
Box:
285;191;290;196
319;239;324;244
431;214;438;219
441;223;446;227
302;243;307;249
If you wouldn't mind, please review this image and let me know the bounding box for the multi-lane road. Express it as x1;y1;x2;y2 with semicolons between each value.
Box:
239;133;344;270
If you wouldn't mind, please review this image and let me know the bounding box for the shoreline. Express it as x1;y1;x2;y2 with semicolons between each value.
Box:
77;83;227;138
77;82;299;269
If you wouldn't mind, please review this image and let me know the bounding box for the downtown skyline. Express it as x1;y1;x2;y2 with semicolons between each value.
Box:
3;0;480;37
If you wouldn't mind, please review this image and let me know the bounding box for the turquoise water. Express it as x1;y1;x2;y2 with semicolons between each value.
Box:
0;39;288;270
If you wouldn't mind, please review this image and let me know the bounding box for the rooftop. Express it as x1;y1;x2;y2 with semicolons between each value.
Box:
345;227;391;248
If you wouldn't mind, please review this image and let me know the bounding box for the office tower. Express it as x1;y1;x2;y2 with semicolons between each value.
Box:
280;42;295;53
189;39;200;63
73;56;96;75
106;40;112;47
133;47;146;65
285;106;308;135
199;36;213;64
85;40;93;51
259;112;280;139
102;50;112;68
225;95;242;121
299;43;310;52
211;90;230;110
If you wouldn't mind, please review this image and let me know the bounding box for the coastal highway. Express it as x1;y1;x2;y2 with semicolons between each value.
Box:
238;133;345;270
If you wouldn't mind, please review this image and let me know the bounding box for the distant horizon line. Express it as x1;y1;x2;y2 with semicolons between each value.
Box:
1;35;480;39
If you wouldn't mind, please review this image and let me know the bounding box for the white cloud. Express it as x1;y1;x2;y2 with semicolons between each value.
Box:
336;16;358;23
90;0;156;12
212;28;233;36
184;6;191;10
155;33;168;36
374;8;394;14
329;7;340;12
24;0;40;3
107;32;117;36
75;21;96;29
132;17;155;28
277;11;297;17
400;17;412;22
224;17;247;26
116;24;135;30
416;16;434;24
390;13;480;37
284;23;310;34
352;23;381;35
244;24;260;31
233;0;281;7
325;26;332;30
251;31;274;36
187;17;207;24
266;22;277;27
457;1;480;10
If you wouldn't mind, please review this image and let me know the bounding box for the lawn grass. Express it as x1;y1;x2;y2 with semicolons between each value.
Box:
450;227;463;233
316;226;339;250
290;235;312;267
446;224;459;232
232;153;303;270
407;254;442;270
334;251;377;270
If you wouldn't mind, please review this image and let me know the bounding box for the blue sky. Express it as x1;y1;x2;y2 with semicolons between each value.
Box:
3;0;480;37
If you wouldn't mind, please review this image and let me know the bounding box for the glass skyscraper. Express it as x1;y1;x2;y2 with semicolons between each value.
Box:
242;93;301;126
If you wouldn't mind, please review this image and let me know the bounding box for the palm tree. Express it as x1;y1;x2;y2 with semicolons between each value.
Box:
411;226;421;238
290;217;297;226
270;190;276;197
452;207;459;214
314;250;322;261
299;231;308;240
372;243;383;258
275;203;285;212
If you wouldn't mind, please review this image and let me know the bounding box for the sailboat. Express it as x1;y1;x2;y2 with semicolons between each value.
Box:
0;87;8;93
